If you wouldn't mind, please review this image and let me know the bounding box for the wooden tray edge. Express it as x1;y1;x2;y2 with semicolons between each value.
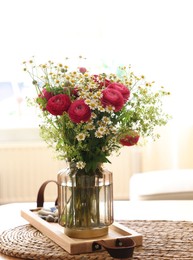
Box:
21;208;142;254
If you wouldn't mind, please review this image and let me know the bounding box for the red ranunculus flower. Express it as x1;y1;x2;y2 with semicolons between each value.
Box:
68;99;91;123
42;88;54;100
119;131;140;146
71;86;79;97
46;94;71;116
107;83;130;103
101;88;124;112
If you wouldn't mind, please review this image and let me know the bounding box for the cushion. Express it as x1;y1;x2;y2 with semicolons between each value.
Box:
129;169;193;200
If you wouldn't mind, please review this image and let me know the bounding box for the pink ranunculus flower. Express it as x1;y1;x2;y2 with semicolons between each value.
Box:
79;67;87;74
119;131;140;146
68;99;91;123
42;88;54;100
101;88;124;112
107;83;130;103
46;94;71;116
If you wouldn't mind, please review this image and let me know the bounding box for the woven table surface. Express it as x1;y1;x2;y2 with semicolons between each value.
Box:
1;220;193;259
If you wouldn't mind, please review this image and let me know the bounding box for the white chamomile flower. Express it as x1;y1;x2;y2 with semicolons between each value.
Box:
76;133;86;141
102;116;111;125
85;99;91;105
98;106;106;112
93;91;102;99
90;82;96;89
98;126;106;135
111;137;117;142
76;161;86;169
83;85;89;91
89;100;98;110
105;128;110;135
95;131;103;138
102;146;108;152
91;112;97;119
109;126;118;134
98;121;105;126
106;106;115;113
86;123;95;130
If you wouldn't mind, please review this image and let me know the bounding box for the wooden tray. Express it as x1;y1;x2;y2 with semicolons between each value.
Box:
21;208;142;255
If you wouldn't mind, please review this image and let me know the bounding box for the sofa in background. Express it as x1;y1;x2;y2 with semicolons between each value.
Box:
129;169;193;200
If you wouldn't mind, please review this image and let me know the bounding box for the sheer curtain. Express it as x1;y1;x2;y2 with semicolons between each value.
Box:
0;0;193;170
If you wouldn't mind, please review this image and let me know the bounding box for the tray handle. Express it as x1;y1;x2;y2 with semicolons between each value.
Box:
37;180;58;207
93;237;136;259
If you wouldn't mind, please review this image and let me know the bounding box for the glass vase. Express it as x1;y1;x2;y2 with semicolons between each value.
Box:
57;163;114;239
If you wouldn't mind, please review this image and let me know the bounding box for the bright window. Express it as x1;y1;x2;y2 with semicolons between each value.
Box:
0;0;193;131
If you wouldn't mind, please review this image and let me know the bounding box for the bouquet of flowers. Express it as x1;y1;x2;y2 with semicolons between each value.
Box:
23;57;170;237
23;57;170;174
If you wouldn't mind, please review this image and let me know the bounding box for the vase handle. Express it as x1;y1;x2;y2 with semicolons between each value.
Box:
36;180;58;207
92;237;136;259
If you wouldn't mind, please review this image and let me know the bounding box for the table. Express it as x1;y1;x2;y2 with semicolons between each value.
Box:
1;200;193;259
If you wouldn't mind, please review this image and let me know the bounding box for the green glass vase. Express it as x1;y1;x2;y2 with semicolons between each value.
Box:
57;163;114;238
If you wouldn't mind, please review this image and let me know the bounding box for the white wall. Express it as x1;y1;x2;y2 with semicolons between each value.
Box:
0;130;141;203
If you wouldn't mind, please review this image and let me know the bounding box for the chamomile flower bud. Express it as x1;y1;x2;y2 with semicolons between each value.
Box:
102;146;108;152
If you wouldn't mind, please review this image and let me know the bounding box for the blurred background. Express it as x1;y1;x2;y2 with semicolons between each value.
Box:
0;0;193;203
